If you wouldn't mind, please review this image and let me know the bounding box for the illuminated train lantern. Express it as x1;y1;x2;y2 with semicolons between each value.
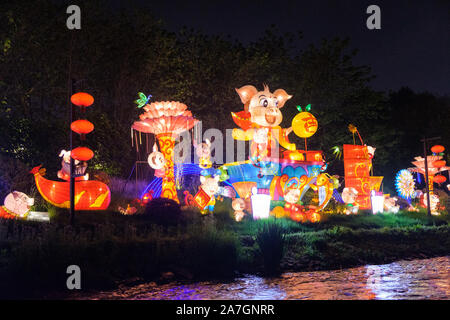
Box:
31;92;111;210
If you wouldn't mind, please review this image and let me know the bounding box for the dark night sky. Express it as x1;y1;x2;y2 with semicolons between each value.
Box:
128;0;449;95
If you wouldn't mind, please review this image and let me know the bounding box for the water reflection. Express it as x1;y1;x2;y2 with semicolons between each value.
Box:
81;256;449;300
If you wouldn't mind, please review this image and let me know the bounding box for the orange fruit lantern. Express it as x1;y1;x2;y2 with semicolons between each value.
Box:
292;112;318;138
71;147;94;161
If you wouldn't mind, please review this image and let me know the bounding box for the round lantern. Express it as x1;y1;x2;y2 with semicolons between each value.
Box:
71;92;94;107
292;112;318;138
433;175;446;184
71;120;94;135
433;160;446;168
431;145;445;154
71;147;94;161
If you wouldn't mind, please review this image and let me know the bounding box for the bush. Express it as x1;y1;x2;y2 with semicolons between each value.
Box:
256;220;286;275
143;198;182;227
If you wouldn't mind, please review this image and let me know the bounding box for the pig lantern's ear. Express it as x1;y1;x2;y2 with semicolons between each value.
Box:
235;85;257;106
200;175;206;184
273;89;292;108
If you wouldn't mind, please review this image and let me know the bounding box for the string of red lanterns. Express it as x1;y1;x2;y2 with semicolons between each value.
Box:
71;92;94;160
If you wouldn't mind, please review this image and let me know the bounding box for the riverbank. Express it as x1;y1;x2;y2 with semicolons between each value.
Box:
0;207;449;299
72;256;450;300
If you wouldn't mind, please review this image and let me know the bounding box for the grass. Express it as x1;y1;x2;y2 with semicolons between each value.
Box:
0;204;448;298
255;220;286;275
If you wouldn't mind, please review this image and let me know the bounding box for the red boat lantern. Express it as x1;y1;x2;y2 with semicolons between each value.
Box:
71;147;94;161
71;119;94;135
71;92;94;107
431;145;445;154
433;175;446;184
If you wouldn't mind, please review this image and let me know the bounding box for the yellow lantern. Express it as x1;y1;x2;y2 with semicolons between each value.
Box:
292;112;318;138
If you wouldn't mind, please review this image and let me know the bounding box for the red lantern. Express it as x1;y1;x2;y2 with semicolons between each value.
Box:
433;160;446;168
71;147;94;161
71;120;94;135
431;145;445;154
433;175;446;184
71;92;94;107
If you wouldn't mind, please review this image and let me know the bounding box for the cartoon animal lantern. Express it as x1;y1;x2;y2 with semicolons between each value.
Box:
193;175;220;214
0;191;34;219
384;196;400;213
342;187;359;214
57;150;88;181
232;198;246;222
251;128;269;163
232;84;295;158
194;139;212;169
421;192;440;215
283;178;304;222
132;100;199;203
148;144;166;178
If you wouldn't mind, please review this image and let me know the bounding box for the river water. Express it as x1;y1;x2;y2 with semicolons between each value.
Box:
82;256;449;300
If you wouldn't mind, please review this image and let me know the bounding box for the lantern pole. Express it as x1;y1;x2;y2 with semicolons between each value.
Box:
421;136;440;217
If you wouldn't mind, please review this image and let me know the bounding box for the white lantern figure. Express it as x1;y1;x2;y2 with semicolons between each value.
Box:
371;190;384;214
251;187;271;219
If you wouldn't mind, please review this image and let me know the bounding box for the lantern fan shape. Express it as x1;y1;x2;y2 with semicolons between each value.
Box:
70;92;94;107
71;147;94;161
71;119;94;135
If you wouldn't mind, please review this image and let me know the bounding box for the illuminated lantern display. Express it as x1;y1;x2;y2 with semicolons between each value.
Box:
395;169;416;199
433;175;446;184
371;190;384;214
147;144;166;178
70;92;94;107
132;100;199;203
194;175;220;214
71;147;94;161
251;187;271;220
0;191;34;219
430;145;445;154
384;196;400;213
31;166;110;210
138;84;337;223
31;92;111;211
342;187;359;215
343;144;383;209
292;111;318;138
194;139;212;169
232;198;246;222
70;119;94;139
409;155;450;192
433;160;446;168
